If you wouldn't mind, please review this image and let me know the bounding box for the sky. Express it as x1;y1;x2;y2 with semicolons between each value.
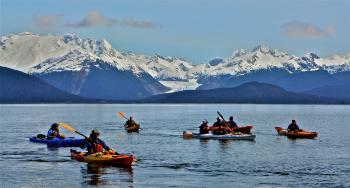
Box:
1;0;349;63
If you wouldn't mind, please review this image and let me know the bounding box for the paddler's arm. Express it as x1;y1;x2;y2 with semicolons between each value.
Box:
100;140;119;154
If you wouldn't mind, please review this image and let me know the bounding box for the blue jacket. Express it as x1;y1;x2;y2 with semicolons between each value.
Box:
288;123;300;131
47;129;60;139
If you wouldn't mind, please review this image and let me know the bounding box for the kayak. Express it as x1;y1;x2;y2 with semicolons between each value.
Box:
125;124;140;132
210;125;253;134
70;149;134;167
232;125;253;134
275;127;318;139
29;136;85;147
183;131;256;141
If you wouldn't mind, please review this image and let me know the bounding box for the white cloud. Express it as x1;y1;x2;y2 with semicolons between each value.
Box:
121;18;159;29
281;21;334;38
65;11;117;27
64;11;159;29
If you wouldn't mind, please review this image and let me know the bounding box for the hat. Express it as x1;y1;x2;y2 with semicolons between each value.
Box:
91;129;100;136
51;123;59;129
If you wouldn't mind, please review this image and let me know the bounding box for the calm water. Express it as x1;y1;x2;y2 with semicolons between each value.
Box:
0;104;350;188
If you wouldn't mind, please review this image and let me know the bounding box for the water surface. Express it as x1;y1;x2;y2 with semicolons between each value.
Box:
0;104;349;187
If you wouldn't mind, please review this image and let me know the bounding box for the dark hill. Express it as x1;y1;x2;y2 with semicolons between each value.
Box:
0;66;93;103
303;84;350;102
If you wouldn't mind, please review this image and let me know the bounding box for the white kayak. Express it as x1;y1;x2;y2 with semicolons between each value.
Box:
183;131;256;141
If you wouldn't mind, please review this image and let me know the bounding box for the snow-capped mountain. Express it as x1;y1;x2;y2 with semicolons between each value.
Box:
0;32;146;74
190;44;350;78
190;45;350;91
1;33;349;97
0;32;169;99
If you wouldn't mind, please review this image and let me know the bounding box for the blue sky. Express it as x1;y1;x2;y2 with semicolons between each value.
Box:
1;0;349;63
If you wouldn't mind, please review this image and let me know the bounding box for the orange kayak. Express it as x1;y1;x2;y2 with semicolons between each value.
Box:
275;127;318;139
70;149;134;167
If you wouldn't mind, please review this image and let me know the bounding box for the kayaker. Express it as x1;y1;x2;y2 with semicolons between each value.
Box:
199;120;210;134
287;120;300;131
47;123;65;139
212;117;226;135
81;130;116;155
213;117;223;127
228;116;238;129
125;116;138;128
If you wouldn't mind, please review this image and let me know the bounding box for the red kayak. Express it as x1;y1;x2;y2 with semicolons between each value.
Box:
232;125;253;134
210;125;253;134
70;149;134;167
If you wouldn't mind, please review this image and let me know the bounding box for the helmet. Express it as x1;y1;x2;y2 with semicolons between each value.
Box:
229;116;234;120
91;129;100;136
202;120;208;124
51;123;59;129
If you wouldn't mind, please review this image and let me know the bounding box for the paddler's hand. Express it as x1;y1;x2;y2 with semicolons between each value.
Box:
106;150;117;155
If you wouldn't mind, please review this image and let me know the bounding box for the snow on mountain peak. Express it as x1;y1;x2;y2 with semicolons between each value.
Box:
303;52;320;61
191;45;327;77
232;49;247;58
252;44;270;54
63;33;82;44
0;33;126;73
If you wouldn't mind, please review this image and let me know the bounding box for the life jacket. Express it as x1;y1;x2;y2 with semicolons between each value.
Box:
91;142;104;153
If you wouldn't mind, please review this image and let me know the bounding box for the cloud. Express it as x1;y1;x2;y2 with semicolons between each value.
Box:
64;11;159;29
121;18;160;29
281;21;334;38
32;14;63;31
65;11;117;27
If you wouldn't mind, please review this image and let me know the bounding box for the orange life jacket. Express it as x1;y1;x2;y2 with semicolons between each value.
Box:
92;143;104;153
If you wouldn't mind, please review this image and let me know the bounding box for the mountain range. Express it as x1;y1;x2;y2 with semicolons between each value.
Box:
1;32;349;103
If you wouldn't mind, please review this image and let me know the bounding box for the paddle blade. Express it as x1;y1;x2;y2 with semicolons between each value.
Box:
117;112;127;120
58;122;77;132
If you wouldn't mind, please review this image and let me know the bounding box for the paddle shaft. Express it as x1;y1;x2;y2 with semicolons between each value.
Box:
217;111;230;127
75;131;88;138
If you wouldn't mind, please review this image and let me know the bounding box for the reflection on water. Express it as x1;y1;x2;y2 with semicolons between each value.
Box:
46;146;60;152
81;163;134;187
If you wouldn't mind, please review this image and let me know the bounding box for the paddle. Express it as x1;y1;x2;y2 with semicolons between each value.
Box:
217;111;228;123
58;122;88;138
117;112;128;120
216;111;232;133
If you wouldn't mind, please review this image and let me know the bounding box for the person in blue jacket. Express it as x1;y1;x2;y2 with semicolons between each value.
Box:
47;123;65;139
81;130;117;155
287;120;300;131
